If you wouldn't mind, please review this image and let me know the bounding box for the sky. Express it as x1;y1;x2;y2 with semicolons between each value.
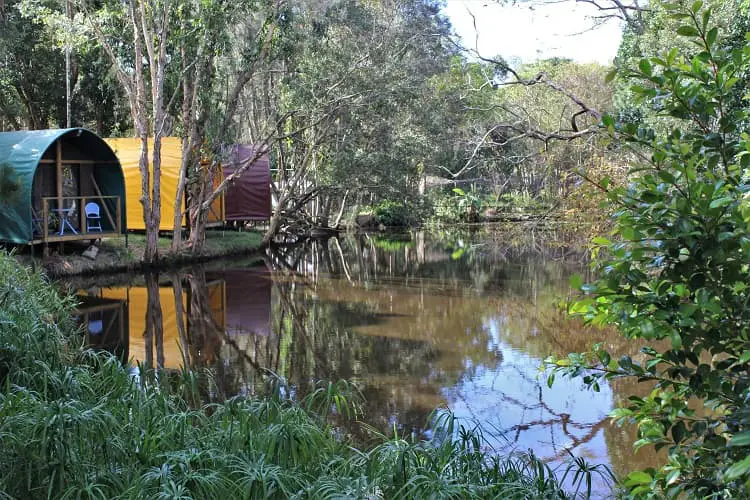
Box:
442;0;624;66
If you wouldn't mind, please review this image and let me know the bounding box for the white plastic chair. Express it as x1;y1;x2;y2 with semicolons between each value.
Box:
85;202;103;232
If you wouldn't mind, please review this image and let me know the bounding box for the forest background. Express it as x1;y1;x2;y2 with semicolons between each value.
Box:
6;0;741;258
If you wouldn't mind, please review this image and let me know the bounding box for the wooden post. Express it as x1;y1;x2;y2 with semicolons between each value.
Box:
115;196;122;235
56;141;63;212
42;198;49;242
80;196;87;236
42;198;49;256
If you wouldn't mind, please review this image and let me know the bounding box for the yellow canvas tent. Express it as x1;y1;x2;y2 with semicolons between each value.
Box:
105;137;224;230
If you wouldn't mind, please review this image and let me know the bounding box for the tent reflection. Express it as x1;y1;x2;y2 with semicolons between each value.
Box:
74;295;129;363
78;266;272;371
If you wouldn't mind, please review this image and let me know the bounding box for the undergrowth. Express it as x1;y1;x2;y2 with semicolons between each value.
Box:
0;251;601;499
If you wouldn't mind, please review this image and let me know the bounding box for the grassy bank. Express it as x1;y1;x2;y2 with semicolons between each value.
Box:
13;229;263;278
0;252;599;499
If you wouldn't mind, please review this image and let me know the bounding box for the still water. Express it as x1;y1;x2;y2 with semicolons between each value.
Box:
67;228;659;486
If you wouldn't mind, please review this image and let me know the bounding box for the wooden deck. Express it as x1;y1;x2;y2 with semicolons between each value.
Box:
30;230;122;245
34;195;123;245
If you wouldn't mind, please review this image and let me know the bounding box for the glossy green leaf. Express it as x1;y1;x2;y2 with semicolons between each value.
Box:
724;456;750;480
729;432;750;447
626;471;653;486
677;25;700;37
569;273;583;290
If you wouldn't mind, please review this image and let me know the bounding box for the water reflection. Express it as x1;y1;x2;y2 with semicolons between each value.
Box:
71;228;660;485
74;294;129;363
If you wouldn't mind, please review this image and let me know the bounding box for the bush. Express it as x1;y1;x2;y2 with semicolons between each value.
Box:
551;4;750;497
373;199;412;227
428;188;484;223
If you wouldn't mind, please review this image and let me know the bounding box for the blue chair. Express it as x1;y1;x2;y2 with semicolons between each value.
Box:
88;319;103;336
85;202;103;232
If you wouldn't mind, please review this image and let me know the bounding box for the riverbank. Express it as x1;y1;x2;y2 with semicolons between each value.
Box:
0;251;589;499
13;229;263;278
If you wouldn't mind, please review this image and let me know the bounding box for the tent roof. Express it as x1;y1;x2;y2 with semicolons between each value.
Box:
0;128;123;244
0;128;118;167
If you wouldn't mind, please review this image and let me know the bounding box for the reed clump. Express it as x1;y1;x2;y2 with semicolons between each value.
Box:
0;252;586;499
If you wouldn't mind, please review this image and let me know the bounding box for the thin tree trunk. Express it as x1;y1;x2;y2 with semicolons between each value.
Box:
331;190;349;228
130;0;157;262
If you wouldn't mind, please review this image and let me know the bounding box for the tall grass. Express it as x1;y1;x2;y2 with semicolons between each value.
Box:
0;252;594;499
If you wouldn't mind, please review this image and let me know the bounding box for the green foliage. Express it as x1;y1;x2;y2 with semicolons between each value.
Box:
429;189;468;224
0;251;590;499
451;187;482;213
428;187;484;224
270;0;458;221
373;200;413;227
0;0;66;128
0;251;77;386
551;3;750;497
613;0;750;131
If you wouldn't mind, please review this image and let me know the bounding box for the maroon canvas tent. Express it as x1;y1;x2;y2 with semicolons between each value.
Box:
223;144;271;221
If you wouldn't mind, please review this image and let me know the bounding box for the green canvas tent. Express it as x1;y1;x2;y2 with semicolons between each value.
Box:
0;128;126;244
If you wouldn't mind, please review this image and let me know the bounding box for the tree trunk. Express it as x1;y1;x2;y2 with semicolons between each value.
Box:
262;207;284;247
172;15;203;252
149;134;163;258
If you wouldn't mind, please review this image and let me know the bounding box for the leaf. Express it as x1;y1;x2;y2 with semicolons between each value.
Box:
665;469;681;486
677;25;700;37
706;27;718;48
569;273;583;290
592;236;611;246
729;432;750;447
670;332;682;349
709;197;733;209
625;471;653;486
639;59;653;76
724;455;750;480
610;407;634;419
671;420;686;443
679;303;698;317
740;351;750;364
604;69;617;84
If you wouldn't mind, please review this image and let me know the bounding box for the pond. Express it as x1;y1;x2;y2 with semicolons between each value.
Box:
65;226;660;491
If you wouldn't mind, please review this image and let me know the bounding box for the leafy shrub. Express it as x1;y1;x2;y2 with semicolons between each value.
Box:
374;199;412;227
551;3;750;497
428;187;484;223
0;252;77;386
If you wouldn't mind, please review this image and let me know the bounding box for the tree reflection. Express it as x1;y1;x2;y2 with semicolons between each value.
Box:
144;272;164;369
259;231;662;478
74;227;663;480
